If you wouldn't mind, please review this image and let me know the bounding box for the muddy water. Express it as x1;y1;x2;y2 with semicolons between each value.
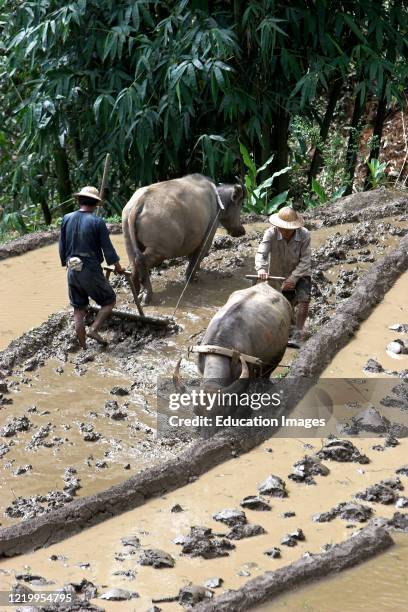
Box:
0;436;407;610
322;269;408;377
1;218;404;350
0;360;163;522
0;220;353;350
255;533;408;612
0;219;347;522
281;377;408;439
1;218;408;610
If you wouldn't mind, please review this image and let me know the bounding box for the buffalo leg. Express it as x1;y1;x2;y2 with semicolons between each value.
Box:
140;249;163;304
138;272;153;305
131;267;141;298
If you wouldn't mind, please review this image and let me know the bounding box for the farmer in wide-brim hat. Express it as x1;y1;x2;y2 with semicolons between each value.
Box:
59;186;125;349
255;206;312;345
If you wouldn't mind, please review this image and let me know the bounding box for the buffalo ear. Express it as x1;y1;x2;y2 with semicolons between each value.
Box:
232;184;243;202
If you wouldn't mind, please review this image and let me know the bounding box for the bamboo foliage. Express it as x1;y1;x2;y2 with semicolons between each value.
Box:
0;0;407;226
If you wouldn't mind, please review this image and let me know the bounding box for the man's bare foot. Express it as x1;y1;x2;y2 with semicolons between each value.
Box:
87;329;108;345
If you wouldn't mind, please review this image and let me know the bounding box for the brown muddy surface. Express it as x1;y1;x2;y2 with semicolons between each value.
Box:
323;269;408;377
0;213;407;525
0;243;68;350
0;196;408;609
0;216;406;350
0;219;405;499
0;437;407;610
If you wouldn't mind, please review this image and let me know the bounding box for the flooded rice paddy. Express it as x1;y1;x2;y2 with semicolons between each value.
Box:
0;210;407;610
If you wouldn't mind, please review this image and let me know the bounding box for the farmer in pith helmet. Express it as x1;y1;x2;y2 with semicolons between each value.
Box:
59;186;125;349
255;206;312;345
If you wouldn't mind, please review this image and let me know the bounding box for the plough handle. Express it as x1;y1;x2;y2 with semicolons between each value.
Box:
103;265;145;317
245;274;286;286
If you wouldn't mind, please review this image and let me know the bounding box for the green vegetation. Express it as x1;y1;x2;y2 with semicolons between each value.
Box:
366;158;389;189
1;1;407;238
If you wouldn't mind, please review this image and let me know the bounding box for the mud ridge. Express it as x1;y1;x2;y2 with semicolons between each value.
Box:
191;525;394;612
304;188;408;227
0;224;122;261
0;311;69;373
0;433;272;557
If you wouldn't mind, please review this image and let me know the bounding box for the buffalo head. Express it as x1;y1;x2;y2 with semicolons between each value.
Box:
173;356;250;421
216;183;246;237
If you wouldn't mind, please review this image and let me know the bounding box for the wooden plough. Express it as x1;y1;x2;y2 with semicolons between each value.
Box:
100;265;174;329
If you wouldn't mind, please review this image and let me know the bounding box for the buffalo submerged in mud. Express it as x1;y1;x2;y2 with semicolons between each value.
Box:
122;173;245;304
174;282;292;422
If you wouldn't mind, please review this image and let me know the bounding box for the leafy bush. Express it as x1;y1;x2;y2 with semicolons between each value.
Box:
366;158;388;189
240;143;290;214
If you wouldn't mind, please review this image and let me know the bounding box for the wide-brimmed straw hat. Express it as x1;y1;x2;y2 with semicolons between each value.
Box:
269;206;304;229
73;186;102;202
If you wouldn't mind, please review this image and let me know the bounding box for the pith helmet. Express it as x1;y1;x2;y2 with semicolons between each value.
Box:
269;206;304;229
73;186;102;202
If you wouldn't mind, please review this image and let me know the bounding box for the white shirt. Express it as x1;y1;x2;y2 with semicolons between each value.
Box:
255;226;312;285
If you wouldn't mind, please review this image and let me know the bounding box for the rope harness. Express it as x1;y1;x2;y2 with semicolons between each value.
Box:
172;185;224;315
189;344;272;376
188;344;289;376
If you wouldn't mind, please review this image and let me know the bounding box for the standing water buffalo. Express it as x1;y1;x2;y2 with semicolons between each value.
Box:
122;174;245;304
174;283;292;419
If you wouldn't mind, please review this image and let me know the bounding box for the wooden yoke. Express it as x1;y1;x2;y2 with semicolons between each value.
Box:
189;344;263;366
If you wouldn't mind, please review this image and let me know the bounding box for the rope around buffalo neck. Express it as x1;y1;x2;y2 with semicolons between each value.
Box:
172;199;223;316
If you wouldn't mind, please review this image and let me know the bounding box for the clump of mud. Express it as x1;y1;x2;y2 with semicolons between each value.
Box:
240;495;271;511
317;439;370;464
138;548;175;568
213;508;247;527
257;474;288;497
5;490;74;520
227;523;266;540
179;526;235;559
288;455;330;484
280;528;305;547
339;405;408;438
313;502;373;523
355;478;404;505
0;416;31;437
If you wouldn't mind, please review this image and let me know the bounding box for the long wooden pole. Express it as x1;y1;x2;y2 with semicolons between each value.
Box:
99;153;111;202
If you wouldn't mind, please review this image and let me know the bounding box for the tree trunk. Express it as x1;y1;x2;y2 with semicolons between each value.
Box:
271;107;290;192
70;121;83;163
37;175;52;225
54;144;73;214
308;76;343;184
257;117;271;182
344;86;366;196
363;79;388;190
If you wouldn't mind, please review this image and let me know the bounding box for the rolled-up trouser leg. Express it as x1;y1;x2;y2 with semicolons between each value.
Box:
296;301;309;330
